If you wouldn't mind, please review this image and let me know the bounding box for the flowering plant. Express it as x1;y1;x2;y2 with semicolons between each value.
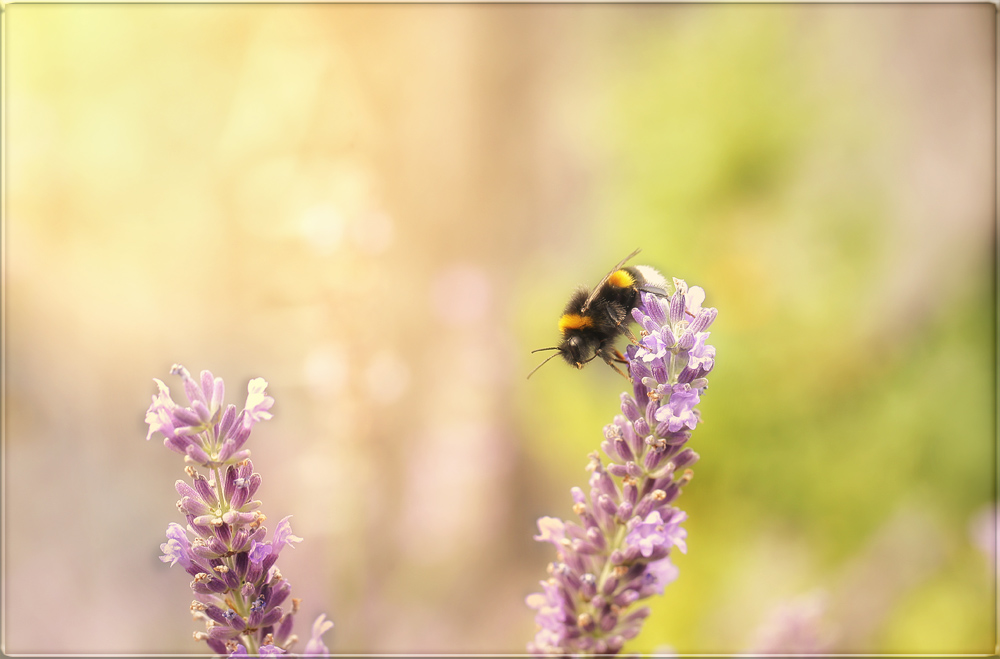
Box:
527;279;717;655
146;365;332;657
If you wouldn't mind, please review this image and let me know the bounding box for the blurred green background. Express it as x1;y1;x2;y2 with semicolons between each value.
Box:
4;3;994;655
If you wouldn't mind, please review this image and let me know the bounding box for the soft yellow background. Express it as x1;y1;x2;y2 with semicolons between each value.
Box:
4;3;995;655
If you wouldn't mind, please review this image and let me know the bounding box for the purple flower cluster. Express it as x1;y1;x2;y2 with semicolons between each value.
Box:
527;280;717;655
147;365;332;657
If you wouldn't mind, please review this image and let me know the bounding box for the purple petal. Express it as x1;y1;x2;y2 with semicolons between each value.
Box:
171;364;205;406
226;643;248;657
258;644;286;656
249;540;273;564
534;517;566;546
273;516;303;555
243;377;274;429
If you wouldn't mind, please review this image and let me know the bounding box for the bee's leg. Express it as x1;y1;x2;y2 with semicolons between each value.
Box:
600;347;633;382
619;323;641;345
603;357;632;381
607;306;642;346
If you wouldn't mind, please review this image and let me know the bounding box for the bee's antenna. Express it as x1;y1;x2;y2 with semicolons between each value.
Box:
531;346;560;354
527;350;563;379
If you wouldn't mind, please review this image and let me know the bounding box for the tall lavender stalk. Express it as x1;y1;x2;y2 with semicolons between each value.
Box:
527;279;717;655
146;365;332;657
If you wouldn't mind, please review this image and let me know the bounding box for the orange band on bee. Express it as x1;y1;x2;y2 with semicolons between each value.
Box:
607;269;635;288
559;313;593;333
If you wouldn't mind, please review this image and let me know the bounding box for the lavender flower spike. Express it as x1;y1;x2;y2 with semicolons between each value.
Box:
527;281;717;655
147;365;332;657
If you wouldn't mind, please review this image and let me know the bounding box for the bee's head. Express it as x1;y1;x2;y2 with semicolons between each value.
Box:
559;334;597;369
528;333;597;379
528;311;602;378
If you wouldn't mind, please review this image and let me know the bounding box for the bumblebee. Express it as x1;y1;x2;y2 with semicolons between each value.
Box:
529;248;669;381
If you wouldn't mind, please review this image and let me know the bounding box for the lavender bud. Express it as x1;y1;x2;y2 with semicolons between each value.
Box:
644;399;659;424
651;473;675;493
634;491;663;520
193;513;219;528
601;440;616;460
689;307;717;333
222;510;258;527
616;501;634;522
601;574;619;595
231;528;249;552
646;434;667;452
223;465;238;503
615;589;640;607
233;551;249;580
230;484;251;510
597;495;618;518
613;437;634;463
644;447;666;471
192;544;217;561
205;605;230;625
207;625;239;641
586;526;607;551
677;365;699;384
620;393;641;421
592;470;617;500
663;430;690;446
669;291;685;324
650;362;670;382
617;418;639;453
621;624;642;640
206;536;229;556
626;461;643;479
247;607;265;630
577;509;600;530
274;613;295;647
622;479;638;506
672;448;699;470
599;610;618;633
181;494;214;517
205;638;227;655
260;608;283;628
175;479;202;502
607;463;629;478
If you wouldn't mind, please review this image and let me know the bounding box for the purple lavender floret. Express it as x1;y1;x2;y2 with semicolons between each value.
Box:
147;365;332;657
527;279;717;655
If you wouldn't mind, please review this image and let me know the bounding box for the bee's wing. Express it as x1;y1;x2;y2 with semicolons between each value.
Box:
580;247;642;313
